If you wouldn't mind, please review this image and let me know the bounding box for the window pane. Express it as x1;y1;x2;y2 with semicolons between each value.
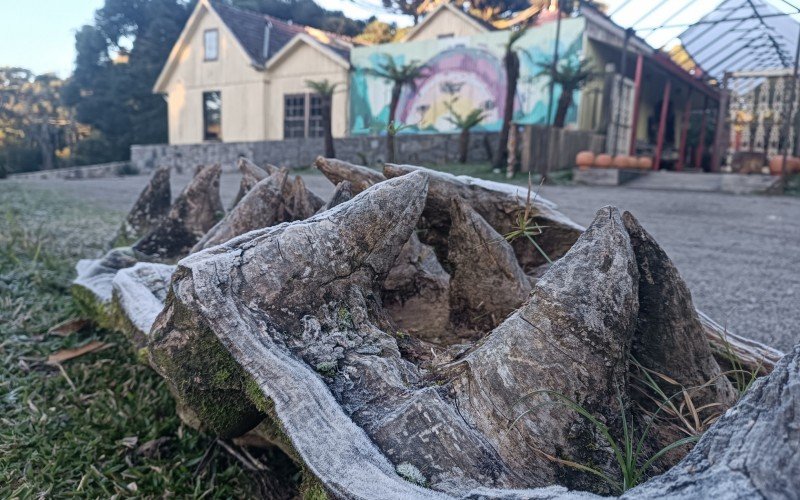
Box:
309;95;324;137
204;30;218;61
284;94;306;139
203;91;221;141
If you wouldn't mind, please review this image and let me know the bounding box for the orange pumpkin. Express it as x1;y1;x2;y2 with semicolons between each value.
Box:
594;154;613;168
636;156;653;170
576;151;595;170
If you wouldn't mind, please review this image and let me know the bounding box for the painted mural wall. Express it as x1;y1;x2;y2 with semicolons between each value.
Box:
349;17;586;135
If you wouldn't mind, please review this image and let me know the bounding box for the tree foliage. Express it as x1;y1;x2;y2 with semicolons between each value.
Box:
354;19;409;44
64;0;193;163
0;68;83;174
229;0;366;35
368;55;428;162
535;57;596;128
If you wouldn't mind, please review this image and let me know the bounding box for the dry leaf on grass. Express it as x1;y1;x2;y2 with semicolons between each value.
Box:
47;318;89;337
46;341;112;365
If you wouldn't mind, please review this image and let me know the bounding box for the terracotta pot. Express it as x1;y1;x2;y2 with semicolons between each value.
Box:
636;156;653;170
768;156;800;175
594;154;613;168
576;151;595;170
612;155;634;169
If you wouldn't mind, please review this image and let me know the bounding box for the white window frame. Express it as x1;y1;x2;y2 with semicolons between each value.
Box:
204;29;219;61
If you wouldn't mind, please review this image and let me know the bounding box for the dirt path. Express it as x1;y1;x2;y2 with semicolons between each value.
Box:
7;172;799;351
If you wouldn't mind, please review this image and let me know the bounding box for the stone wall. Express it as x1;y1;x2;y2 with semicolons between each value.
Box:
7;162;134;180
131;133;498;172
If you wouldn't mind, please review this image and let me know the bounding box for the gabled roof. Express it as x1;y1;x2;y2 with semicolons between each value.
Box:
153;0;353;93
210;1;353;66
403;3;492;41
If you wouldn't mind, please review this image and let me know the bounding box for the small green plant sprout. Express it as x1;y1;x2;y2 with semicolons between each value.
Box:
504;176;552;264
513;390;698;493
717;328;764;396
629;357;726;437
386;120;412;136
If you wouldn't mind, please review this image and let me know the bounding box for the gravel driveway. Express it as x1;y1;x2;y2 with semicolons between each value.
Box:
7;171;799;351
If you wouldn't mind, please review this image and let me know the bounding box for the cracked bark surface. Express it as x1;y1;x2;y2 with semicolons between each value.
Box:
134;164;224;260
315;156;386;193
113;166;171;246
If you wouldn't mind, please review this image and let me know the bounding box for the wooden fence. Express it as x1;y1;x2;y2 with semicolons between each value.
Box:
520;125;605;175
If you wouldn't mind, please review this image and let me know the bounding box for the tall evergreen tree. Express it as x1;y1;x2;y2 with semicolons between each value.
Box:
64;0;193;162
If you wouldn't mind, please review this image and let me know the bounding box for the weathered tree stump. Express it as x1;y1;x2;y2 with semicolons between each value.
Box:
80;157;796;499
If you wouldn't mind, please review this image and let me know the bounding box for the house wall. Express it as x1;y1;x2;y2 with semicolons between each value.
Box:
130;132;498;171
161;5;267;145
405;7;486;42
265;42;350;140
350;17;586;135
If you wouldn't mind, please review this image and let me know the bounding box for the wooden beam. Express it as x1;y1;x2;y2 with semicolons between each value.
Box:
677;87;694;171
695;96;710;169
654;80;671;171
628;54;644;156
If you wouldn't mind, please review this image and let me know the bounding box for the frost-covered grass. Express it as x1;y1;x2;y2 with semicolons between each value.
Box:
0;185;252;498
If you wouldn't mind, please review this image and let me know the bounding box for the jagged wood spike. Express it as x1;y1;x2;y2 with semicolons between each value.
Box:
623;211;737;412
316;180;353;214
447;207;638;494
446;197;531;338
133;164;224;260
286;175;324;220
231;157;269;208
193;169;289;252
113;166;171;246
315;156;386;193
384;163;583;270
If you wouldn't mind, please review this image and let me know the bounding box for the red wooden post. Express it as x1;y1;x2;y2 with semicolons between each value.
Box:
694;96;709;169
676;87;693;171
628;54;644;156
654;80;672;171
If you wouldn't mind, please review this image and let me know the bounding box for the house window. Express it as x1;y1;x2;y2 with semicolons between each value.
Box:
437;33;454;39
204;29;219;61
203;91;221;141
283;93;324;139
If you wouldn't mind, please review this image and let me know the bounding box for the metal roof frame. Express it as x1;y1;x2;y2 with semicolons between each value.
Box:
602;0;800;81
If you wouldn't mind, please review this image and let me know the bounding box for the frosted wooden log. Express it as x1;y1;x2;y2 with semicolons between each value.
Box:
315;156;386;193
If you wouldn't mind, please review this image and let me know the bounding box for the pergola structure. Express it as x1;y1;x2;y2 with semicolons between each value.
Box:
598;0;800;174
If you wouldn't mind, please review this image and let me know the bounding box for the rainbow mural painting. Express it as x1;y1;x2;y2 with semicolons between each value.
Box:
349;17;586;135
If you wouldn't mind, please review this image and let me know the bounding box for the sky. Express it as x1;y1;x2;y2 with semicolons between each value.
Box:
0;0;105;77
2;0;799;79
